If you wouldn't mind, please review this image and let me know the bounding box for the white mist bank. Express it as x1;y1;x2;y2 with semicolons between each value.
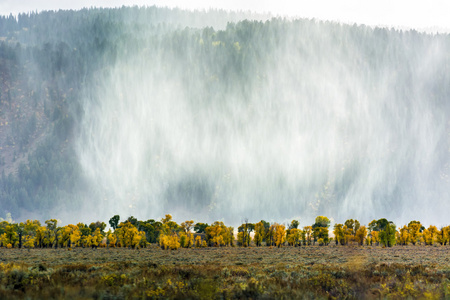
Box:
73;19;449;227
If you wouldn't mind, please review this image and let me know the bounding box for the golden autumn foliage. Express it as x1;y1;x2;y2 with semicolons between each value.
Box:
371;231;379;245
180;220;194;248
1;215;449;253
253;221;265;247
207;222;224;247
423;225;439;245
287;228;302;246
274;223;286;248
355;226;367;245
108;231;117;247
159;233;180;250
437;226;450;245
333;224;345;245
195;235;202;248
303;226;312;246
397;225;410;245
118;222;143;248
23;235;35;249
407;221;423;245
59;224;81;248
206;221;233;247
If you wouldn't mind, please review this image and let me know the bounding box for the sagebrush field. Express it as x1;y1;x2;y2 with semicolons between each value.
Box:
1;245;449;299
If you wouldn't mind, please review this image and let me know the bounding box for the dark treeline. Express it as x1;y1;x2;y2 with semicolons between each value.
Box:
0;214;449;250
0;7;449;222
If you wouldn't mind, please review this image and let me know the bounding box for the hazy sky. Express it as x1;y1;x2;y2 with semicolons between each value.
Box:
1;0;449;33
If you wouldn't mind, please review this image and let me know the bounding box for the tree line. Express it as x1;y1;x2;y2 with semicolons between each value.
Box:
0;214;449;250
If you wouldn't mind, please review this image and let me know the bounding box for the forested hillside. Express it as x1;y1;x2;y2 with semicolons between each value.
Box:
0;7;270;220
0;7;449;224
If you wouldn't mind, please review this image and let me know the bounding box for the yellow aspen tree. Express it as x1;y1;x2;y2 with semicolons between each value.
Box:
168;233;180;250
237;232;245;246
422;228;431;245
442;226;450;245
71;228;81;247
108;231;117;247
23;235;35;249
130;229;142;248
4;225;17;247
181;220;194;248
355;226;367;245
423;225;438;245
287;228;301;246
86;235;93;248
303;226;312;246
59;224;78;248
371;231;379;246
212;225;224;247
333;224;345;245
208;223;222;247
114;227;125;247
59;226;70;247
92;228;103;248
188;232;195;248
35;226;46;248
274;223;286;248
45;219;59;249
123;225;139;248
237;221;253;247
435;226;450;245
161;214;173;224
180;233;188;248
159;233;180;250
214;235;224;247
397;226;410;246
206;221;229;247
407;221;423;245
343;225;353;245
23;220;40;247
195;235;202;248
0;233;7;247
254;222;265;246
138;231;147;248
224;227;234;247
267;224;277;246
159;234;169;249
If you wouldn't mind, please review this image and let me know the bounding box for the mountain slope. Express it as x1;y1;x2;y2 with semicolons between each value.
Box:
0;7;449;225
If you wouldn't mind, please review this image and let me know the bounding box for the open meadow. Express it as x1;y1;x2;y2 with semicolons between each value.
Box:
1;245;449;299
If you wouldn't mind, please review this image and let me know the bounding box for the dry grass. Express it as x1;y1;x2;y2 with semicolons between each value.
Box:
0;245;449;299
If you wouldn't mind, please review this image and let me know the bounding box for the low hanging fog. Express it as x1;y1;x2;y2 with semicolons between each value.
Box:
74;18;450;226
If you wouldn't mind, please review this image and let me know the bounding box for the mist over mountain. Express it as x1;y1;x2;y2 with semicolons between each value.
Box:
0;7;449;226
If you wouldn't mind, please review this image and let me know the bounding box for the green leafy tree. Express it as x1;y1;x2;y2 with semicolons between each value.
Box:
312;216;330;245
194;222;209;233
109;215;120;230
254;221;266;246
289;220;299;229
89;221;107;234
376;219;396;247
238;219;254;247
